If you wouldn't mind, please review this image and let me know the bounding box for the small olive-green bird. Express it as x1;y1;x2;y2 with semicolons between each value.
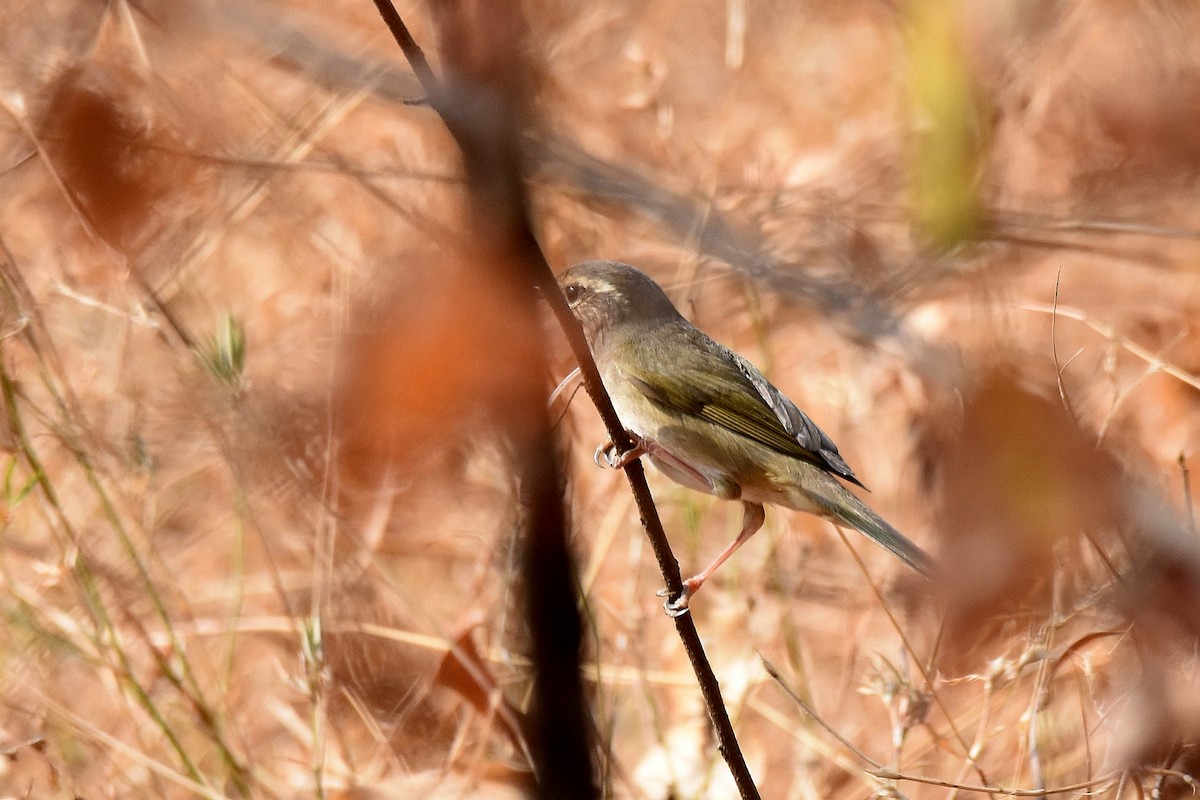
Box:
559;260;933;615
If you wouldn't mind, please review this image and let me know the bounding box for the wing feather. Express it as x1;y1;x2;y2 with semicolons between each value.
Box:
620;339;865;487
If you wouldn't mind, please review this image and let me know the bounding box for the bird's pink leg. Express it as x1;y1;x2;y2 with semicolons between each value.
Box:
595;436;758;616
596;437;712;491
638;442;714;490
661;501;766;617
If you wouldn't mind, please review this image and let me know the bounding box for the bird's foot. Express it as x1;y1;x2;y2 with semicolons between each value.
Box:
656;577;702;618
593;433;646;470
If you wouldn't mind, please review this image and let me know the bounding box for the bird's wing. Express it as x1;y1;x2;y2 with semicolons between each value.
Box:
618;340;865;487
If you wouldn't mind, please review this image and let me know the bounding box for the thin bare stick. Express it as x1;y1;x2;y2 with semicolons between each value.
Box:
1180;454;1197;538
549;367;584;430
766;656;1120;797
1023;303;1200;393
368;5;591;797
762;657;885;771
887;772;1117;796
833;526;997;795
367;4;760;798
1050;265;1079;423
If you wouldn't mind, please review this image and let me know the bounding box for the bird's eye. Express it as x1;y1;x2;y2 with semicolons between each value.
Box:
564;283;584;305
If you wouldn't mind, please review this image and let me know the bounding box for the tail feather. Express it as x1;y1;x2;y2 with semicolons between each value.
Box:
809;482;935;577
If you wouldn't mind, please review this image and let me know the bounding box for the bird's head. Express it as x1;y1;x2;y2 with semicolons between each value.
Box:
557;261;682;348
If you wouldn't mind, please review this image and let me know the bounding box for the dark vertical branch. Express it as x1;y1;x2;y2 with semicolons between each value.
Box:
367;4;760;799
368;4;594;798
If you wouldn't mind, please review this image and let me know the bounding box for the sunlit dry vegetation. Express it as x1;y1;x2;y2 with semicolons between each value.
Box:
3;1;1200;797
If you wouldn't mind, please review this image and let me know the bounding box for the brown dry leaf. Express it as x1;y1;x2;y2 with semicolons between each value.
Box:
336;258;542;491
433;622;531;763
923;371;1121;655
1110;495;1200;770
38;61;201;257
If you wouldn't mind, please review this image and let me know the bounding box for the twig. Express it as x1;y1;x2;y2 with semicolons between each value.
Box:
833;527;998;795
1145;766;1200;795
1050;265;1079;424
1180;454;1196;539
767;654;1120;797
548;366;583;430
762;657;885;771
367;4;760;798
890;772;1118;796
369;5;591;797
1022;303;1200;394
990;208;1200;241
1025;585;1070;796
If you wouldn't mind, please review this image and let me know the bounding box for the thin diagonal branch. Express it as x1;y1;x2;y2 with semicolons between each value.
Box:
366;4;760;798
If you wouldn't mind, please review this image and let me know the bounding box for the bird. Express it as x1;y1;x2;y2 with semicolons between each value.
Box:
557;260;933;615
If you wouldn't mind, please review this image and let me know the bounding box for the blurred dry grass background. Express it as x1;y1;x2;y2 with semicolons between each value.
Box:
3;1;1200;797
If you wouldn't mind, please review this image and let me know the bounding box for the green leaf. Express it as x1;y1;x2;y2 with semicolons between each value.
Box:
201;312;247;390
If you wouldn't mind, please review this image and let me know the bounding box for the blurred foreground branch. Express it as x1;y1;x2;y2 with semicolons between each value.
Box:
367;3;760;798
216;1;1200;383
366;3;591;797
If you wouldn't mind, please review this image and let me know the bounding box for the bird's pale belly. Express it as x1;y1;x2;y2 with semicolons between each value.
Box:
642;431;828;515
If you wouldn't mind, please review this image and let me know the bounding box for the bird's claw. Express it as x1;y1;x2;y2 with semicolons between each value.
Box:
656;584;693;617
593;435;645;470
593;441;618;469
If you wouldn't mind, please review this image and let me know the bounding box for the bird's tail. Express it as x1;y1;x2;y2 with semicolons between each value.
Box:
802;480;935;577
